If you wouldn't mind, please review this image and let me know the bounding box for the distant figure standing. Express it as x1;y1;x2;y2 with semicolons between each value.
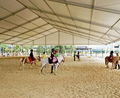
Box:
76;51;80;61
74;51;76;61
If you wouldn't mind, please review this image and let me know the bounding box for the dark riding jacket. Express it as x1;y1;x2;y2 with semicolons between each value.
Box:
30;52;35;60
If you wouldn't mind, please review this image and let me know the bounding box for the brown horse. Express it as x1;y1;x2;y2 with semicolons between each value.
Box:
105;56;120;69
19;56;40;70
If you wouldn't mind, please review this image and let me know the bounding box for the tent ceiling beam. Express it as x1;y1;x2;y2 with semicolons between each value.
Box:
49;0;120;15
113;28;120;35
27;0;59;26
1;23;48;43
27;0;68;35
0;17;40;34
42;0;66;27
3;19;32;33
107;29;120;44
13;27;54;44
60;30;107;44
50;23;113;41
0;6;40;28
0;7;26;21
28;7;111;28
17;0;60;32
107;38;120;45
100;18;120;39
25;30;106;45
57;28;110;43
23;31;58;45
38;16;119;38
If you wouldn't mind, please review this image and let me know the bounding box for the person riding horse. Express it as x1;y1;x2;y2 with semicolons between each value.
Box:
105;51;120;69
29;49;36;62
41;52;47;59
50;48;58;73
49;48;58;63
108;51;114;62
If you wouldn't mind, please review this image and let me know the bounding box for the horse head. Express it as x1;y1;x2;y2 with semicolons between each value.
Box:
37;56;41;61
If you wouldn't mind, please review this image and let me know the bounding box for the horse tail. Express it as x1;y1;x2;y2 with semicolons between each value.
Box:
20;57;25;63
19;57;25;70
105;56;108;65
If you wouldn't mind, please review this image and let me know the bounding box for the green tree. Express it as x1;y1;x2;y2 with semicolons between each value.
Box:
13;45;21;52
36;46;45;55
0;44;7;54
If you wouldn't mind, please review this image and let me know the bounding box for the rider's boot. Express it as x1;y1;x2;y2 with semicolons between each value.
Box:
51;66;54;73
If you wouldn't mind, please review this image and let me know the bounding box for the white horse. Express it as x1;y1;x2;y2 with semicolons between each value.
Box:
40;55;65;74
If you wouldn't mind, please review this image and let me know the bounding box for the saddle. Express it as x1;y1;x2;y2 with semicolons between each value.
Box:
48;57;58;64
28;57;36;63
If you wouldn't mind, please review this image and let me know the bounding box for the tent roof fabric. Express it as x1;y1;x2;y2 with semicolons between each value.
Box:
0;0;120;45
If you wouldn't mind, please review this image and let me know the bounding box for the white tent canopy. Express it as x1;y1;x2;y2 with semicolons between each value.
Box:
0;0;120;45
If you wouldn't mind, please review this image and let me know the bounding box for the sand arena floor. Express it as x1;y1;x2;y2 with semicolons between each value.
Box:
0;56;120;98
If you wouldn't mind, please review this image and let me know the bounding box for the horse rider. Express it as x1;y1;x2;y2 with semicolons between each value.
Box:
41;52;47;59
29;49;35;62
50;48;58;73
49;48;54;63
109;51;114;62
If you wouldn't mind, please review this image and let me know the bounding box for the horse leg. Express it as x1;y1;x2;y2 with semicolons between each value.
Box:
115;61;118;69
34;61;37;66
105;60;109;68
53;63;60;75
20;58;24;70
106;62;109;68
21;59;25;70
19;59;22;70
57;63;60;68
22;62;25;70
41;64;46;73
33;61;37;68
55;63;59;74
30;62;33;68
112;62;115;69
20;60;25;70
39;62;42;67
